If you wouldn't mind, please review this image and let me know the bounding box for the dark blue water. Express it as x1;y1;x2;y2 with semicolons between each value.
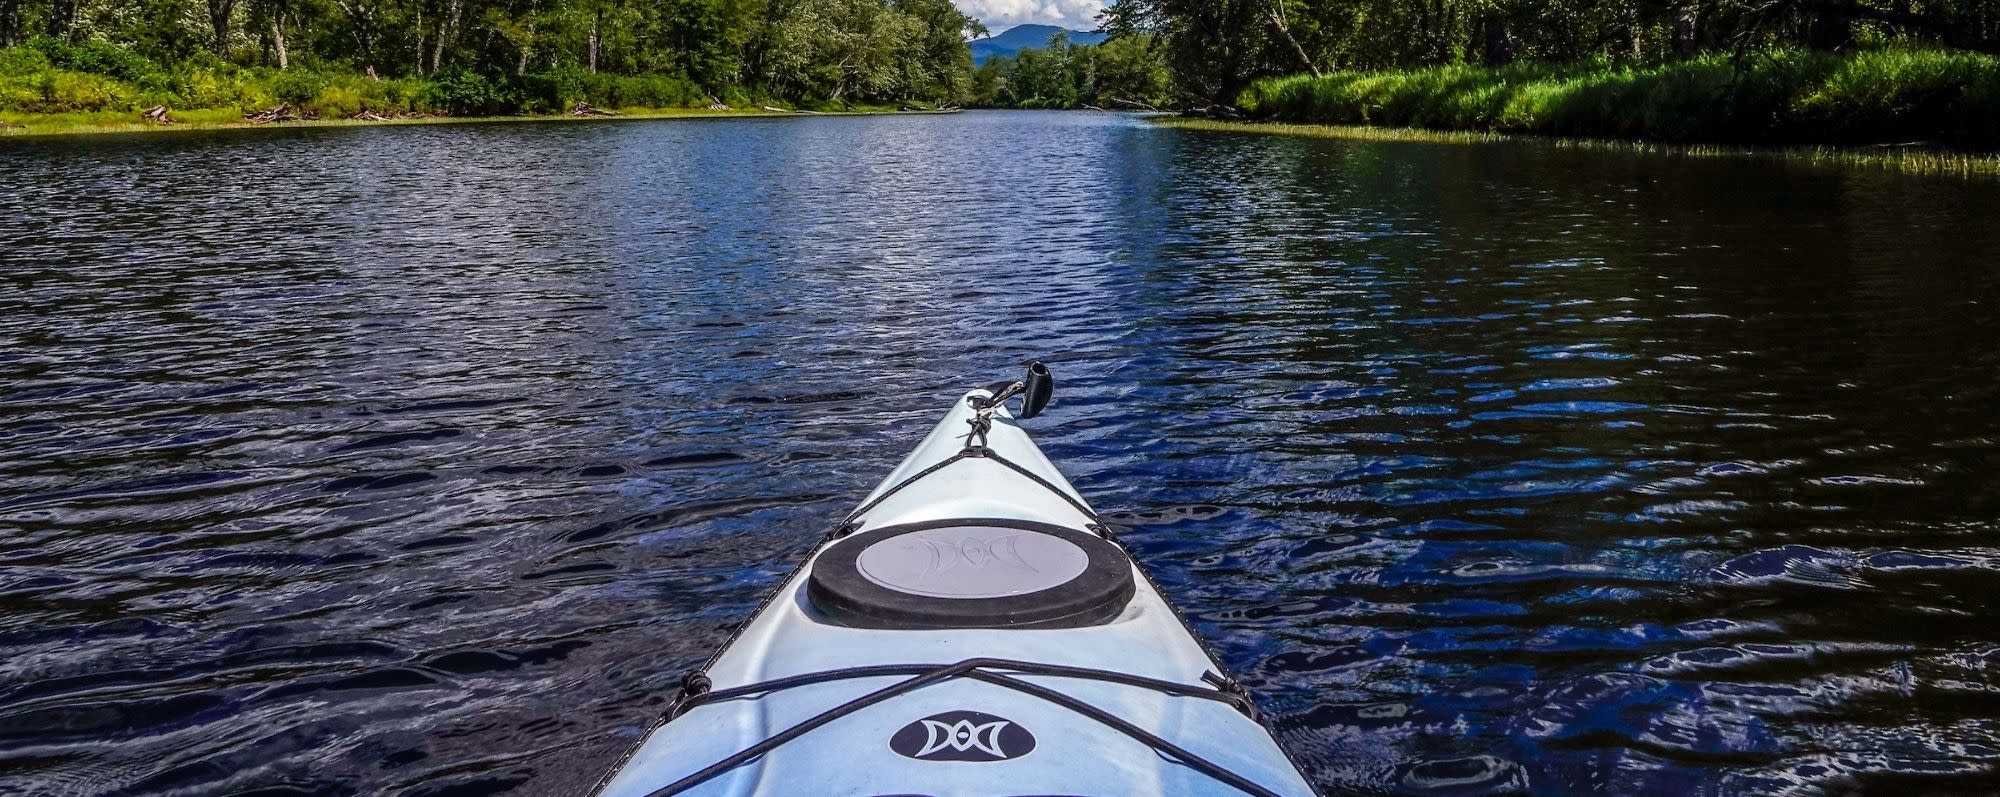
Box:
5;111;2000;796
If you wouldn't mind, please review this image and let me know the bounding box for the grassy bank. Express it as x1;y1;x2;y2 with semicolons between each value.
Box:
0;37;937;139
0;106;903;138
1156;117;2000;179
1237;48;2000;150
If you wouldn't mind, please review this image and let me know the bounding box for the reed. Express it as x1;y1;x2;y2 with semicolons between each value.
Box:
1155;117;2000;179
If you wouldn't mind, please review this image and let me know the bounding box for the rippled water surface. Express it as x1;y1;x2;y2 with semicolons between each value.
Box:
6;112;2000;796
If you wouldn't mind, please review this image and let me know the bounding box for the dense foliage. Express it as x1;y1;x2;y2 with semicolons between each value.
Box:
1104;0;2000;104
969;32;1171;109
0;0;980;116
1240;47;2000;147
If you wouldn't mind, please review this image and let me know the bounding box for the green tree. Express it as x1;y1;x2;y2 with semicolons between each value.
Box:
1113;0;2000;104
1093;32;1170;106
888;0;973;102
1;0;983;112
968;29;1177;109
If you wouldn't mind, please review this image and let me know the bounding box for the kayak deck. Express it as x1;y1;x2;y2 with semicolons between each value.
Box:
595;389;1315;797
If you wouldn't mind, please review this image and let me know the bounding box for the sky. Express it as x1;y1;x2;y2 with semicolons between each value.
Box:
953;0;1108;33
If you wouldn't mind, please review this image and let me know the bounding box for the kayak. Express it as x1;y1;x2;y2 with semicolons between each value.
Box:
595;365;1317;797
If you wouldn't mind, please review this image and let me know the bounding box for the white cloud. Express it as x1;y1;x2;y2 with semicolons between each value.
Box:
955;0;1108;33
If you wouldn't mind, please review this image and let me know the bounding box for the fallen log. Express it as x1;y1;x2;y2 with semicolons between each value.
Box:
570;102;617;117
1109;97;1161;112
1183;104;1243;119
245;103;297;123
761;105;789;113
141;105;174;124
350;111;391;121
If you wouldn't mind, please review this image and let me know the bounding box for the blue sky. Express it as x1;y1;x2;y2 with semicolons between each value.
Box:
953;0;1107;33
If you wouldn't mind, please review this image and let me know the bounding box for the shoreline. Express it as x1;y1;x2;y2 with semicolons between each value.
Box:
0;107;961;141
1153;117;2000;180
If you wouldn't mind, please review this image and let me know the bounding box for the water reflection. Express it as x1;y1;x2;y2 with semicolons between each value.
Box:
3;112;2000;795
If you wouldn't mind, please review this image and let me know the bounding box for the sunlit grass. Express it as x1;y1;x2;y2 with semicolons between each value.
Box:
1;107;246;134
1158;118;1509;144
0;40;953;139
0;106;952;139
1237;48;2000;151
1155;117;2000;179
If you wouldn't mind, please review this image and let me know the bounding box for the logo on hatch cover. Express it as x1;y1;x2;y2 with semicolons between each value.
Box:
889;710;1036;761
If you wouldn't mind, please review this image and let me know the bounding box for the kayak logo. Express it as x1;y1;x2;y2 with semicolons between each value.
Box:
889;711;1036;762
920;535;1034;575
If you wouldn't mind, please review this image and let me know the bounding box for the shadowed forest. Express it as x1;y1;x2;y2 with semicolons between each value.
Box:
982;0;2000;149
3;0;1998;150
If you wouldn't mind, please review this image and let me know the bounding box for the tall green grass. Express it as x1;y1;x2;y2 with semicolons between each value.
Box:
0;37;723;123
1238;48;2000;149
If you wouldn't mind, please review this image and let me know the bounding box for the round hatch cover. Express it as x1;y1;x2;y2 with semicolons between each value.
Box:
856;525;1090;599
808;519;1135;629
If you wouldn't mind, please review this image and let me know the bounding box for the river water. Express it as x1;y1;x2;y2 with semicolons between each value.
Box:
4;111;2000;796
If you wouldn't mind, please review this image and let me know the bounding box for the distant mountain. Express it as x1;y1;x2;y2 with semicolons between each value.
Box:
971;24;1109;64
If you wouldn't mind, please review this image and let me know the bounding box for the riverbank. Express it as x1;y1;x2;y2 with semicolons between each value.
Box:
0;105;948;139
1156;117;2000;179
1237;48;2000;154
0;38;959;141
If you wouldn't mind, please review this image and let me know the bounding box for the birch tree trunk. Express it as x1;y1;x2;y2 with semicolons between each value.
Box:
334;0;377;74
588;13;600;73
414;5;424;73
1266;0;1320;77
516;23;532;76
429;0;459;73
271;19;289;69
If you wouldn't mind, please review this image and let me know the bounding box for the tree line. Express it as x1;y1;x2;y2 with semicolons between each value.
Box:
1102;0;2000;102
0;0;982;108
969;32;1172;109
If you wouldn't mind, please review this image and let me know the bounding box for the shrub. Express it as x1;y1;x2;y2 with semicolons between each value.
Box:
717;84;754;108
517;67;578;111
269;69;327;106
0;46;52;77
294;74;401;117
43;71;133;111
312;83;364;117
422;67;521;115
0;75;39;109
610;72;702;108
1794;48;1997;145
524;65;704;111
27;36;160;83
377;77;425;111
178;66;266;109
